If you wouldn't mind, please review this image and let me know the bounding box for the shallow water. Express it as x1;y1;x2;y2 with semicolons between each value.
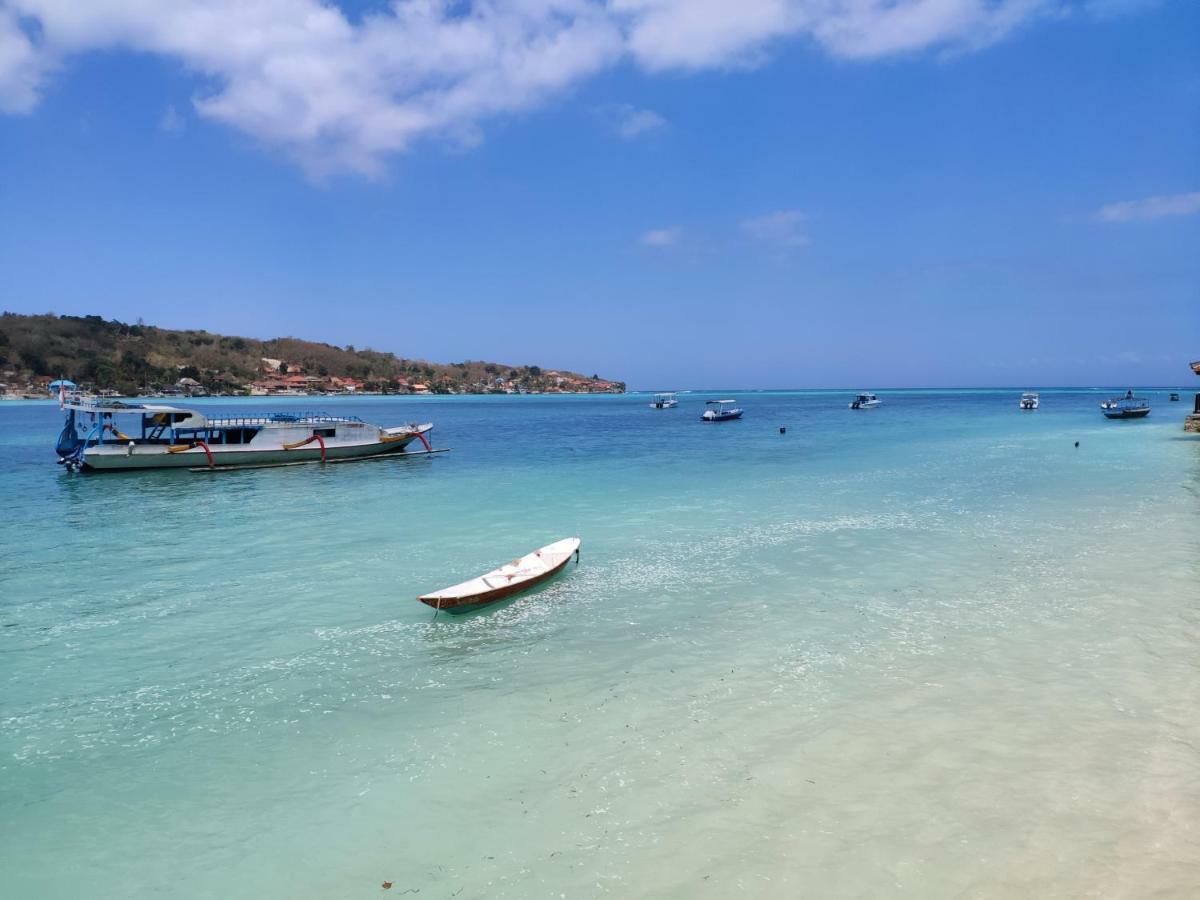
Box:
2;390;1198;898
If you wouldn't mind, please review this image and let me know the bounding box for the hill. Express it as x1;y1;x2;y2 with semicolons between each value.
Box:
0;312;624;396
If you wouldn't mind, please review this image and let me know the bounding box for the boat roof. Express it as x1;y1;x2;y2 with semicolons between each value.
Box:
64;395;198;416
706;398;737;404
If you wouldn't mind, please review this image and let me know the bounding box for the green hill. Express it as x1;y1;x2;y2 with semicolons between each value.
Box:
0;312;624;396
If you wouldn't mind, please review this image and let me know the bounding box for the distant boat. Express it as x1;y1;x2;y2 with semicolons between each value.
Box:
849;392;881;410
649;392;678;409
417;538;581;613
1100;390;1150;420
701;399;743;422
1019;392;1039;410
1169;393;1180;402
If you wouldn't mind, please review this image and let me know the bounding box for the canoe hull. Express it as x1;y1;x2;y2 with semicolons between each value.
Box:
419;538;580;612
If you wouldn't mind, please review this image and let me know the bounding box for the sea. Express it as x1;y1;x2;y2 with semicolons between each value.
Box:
1;389;1197;899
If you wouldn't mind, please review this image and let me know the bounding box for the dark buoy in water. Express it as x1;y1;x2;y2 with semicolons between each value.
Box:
1074;441;1079;448
779;426;787;434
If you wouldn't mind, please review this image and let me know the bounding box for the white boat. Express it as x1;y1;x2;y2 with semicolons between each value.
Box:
701;399;743;422
1019;392;1039;410
849;392;881;409
418;538;581;612
649;392;679;409
53;391;433;472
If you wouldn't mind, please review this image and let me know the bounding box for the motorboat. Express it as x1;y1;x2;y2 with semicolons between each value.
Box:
417;538;581;613
1100;390;1150;420
649;392;679;409
849;392;881;409
53;390;434;472
1019;392;1039;410
701;399;743;422
1169;393;1180;402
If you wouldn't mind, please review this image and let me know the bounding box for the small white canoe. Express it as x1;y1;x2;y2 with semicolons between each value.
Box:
418;538;581;612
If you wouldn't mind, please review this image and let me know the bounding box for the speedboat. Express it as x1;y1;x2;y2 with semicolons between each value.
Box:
1019;392;1039;410
1100;390;1150;420
701;399;743;422
649;392;679;409
53;390;434;472
418;538;581;613
1170;393;1180;402
849;392;881;409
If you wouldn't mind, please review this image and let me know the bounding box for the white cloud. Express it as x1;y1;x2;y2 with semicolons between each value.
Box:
1095;191;1200;223
0;1;1154;176
595;101;666;139
619;103;667;139
160;103;184;133
0;7;45;113
741;209;809;248
640;226;680;247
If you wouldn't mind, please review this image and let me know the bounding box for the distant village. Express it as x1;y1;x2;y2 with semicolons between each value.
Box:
239;358;623;397
1;356;624;399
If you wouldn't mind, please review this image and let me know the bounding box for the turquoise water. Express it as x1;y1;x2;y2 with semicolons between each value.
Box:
2;390;1198;898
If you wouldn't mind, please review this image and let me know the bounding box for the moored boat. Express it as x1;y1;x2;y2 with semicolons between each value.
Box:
54;390;433;472
417;538;581;612
849;392;881;409
701;399;743;421
1019;392;1039;410
1169;393;1180;402
1100;390;1150;420
649;392;679;409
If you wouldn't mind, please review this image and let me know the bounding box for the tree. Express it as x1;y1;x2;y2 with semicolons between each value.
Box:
20;347;50;375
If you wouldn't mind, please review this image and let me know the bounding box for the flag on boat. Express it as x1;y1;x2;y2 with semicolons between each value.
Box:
49;379;76;409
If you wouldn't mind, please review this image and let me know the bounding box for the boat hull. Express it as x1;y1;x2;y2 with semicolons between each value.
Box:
1102;408;1150;420
701;412;742;422
79;429;428;471
418;538;580;612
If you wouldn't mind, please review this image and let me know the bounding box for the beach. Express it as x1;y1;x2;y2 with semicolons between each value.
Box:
1;390;1197;898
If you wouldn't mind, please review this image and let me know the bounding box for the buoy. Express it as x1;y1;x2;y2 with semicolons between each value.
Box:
1074;441;1079;448
779;426;787;434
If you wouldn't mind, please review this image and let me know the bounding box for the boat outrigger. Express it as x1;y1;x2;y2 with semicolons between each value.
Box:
53;391;435;472
1100;390;1150;420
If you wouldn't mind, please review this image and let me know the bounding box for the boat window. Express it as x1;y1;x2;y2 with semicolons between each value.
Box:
314;427;336;438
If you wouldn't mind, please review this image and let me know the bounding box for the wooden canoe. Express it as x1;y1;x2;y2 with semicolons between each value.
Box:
418;538;581;612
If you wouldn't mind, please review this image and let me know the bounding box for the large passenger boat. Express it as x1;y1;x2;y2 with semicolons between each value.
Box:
54;391;433;472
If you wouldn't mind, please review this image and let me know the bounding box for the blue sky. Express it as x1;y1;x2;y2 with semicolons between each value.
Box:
1;0;1197;389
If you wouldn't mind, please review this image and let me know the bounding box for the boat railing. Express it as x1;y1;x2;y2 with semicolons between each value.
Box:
205;412;366;426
